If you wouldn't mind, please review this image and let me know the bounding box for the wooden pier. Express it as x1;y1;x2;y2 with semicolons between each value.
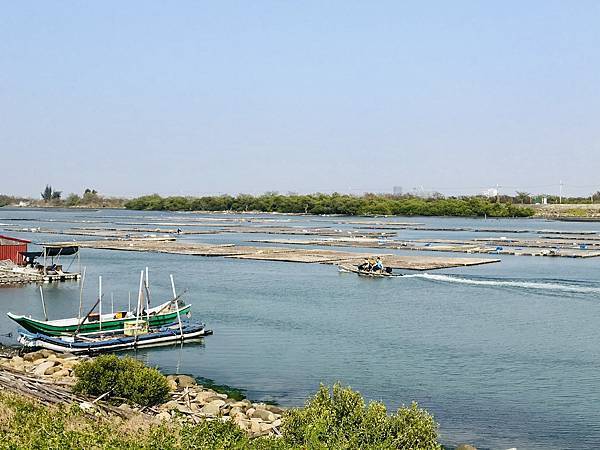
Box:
0;263;81;285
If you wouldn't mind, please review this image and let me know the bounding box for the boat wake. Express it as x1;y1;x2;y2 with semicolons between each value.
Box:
404;273;600;295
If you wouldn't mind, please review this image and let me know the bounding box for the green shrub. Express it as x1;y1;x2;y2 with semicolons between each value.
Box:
0;385;443;450
73;354;169;407
281;383;442;449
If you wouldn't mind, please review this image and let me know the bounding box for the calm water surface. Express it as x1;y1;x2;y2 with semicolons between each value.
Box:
1;209;599;450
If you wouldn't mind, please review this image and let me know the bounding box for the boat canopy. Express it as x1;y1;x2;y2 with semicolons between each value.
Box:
20;245;79;259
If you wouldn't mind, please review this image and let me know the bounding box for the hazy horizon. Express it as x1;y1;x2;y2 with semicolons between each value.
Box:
2;1;599;198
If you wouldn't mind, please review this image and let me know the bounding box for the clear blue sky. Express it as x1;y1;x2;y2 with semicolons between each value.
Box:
1;1;599;198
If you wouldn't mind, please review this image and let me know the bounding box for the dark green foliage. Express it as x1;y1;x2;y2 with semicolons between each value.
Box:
41;185;53;201
65;193;81;206
73;354;169;407
124;193;535;217
179;420;250;449
281;384;442;449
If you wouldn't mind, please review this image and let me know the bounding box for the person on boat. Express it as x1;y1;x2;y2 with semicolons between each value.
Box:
373;257;384;273
358;258;370;272
367;257;376;271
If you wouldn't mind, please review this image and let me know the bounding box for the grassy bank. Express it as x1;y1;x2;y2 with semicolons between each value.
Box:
0;385;442;450
124;193;534;217
0;354;444;449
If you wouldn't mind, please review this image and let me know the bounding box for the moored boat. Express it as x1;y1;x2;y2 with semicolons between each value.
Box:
7;299;191;336
18;321;212;354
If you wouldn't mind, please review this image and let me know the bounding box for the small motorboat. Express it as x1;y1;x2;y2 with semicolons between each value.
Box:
338;264;402;278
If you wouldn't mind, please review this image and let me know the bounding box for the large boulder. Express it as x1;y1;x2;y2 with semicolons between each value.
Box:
264;404;285;415
176;404;193;414
39;349;56;358
195;391;221;404
228;400;249;409
159;400;179;412
456;445;477;450
251;408;276;422
9;356;24;366
229;406;243;417
176;375;197;389
51;369;70;380
23;351;45;362
46;366;62;375
199;399;226;417
33;360;56;376
61;360;79;370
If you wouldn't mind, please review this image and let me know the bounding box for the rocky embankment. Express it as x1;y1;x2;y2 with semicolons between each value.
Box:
532;203;600;219
160;374;284;436
0;350;284;438
1;349;79;382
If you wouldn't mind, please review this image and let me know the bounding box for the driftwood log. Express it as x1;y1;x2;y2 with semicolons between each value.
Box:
0;368;131;418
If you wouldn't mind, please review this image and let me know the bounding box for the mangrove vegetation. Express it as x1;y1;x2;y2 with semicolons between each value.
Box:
124;193;535;217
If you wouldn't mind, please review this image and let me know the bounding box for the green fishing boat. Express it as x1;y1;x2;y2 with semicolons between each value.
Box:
7;299;191;336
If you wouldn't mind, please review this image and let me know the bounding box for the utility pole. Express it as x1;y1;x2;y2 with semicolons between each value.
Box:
559;180;563;204
496;184;500;203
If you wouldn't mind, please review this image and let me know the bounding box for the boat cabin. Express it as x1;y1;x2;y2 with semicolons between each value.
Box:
0;235;31;265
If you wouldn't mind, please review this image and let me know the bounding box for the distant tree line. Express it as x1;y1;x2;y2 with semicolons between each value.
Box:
124;193;535;217
0;194;28;207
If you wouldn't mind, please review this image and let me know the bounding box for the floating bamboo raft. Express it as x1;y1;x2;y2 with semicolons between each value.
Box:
69;240;499;270
1;224;394;239
249;237;600;258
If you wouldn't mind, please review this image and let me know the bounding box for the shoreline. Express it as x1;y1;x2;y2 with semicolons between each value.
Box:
0;349;474;449
0;349;284;437
4;203;600;221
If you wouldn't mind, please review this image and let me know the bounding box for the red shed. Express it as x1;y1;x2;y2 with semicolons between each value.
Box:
0;235;30;265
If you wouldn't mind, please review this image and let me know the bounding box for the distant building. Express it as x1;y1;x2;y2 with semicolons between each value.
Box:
411;188;434;198
0;235;30;264
483;188;498;198
393;186;403;195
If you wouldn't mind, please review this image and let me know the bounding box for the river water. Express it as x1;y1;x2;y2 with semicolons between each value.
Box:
1;208;599;450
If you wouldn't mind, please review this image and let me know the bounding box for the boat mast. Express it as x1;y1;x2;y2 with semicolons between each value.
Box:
98;276;102;331
39;286;48;321
136;270;144;321
78;266;86;322
145;267;151;322
170;274;184;339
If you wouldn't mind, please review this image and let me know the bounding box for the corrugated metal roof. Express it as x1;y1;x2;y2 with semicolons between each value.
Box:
0;235;31;244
